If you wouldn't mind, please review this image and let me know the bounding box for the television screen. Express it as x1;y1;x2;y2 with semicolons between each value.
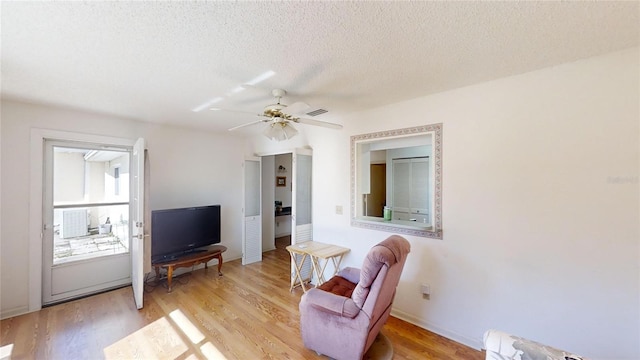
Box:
151;205;221;263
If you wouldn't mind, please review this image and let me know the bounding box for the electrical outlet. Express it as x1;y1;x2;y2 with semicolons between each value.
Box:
335;205;343;215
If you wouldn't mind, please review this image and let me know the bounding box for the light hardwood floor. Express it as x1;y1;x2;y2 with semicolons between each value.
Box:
1;243;484;359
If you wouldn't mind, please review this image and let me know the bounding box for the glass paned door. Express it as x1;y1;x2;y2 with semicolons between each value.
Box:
43;141;132;304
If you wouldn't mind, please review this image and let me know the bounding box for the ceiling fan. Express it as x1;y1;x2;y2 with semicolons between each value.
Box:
226;89;343;141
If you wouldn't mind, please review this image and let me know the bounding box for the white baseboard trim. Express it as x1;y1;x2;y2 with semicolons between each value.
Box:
1;305;29;320
390;309;483;351
262;246;276;252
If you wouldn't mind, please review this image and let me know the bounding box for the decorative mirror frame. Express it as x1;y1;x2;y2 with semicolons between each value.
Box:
350;123;442;239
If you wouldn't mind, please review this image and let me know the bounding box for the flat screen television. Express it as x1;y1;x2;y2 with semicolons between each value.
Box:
151;205;221;263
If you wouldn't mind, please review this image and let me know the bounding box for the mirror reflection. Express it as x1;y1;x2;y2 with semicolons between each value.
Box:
351;124;442;239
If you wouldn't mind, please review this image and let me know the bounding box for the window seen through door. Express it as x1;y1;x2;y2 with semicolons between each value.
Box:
52;147;130;264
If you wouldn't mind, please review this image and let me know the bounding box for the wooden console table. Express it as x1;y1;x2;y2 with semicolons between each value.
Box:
152;245;227;292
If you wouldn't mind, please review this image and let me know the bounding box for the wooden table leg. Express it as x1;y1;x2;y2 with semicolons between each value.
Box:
310;256;324;286
217;253;223;276
331;254;345;276
289;252;308;292
166;266;174;292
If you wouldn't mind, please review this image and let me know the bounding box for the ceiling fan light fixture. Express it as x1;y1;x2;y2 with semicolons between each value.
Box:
264;122;298;141
282;122;299;139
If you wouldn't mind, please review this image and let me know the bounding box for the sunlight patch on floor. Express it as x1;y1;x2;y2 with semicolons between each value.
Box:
103;310;227;359
103;317;187;359
200;342;227;359
170;309;205;345
0;344;13;360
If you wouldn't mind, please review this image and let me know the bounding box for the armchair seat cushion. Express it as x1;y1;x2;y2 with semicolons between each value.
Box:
318;276;356;298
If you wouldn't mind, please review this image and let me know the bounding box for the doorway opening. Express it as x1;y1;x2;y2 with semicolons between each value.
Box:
43;141;133;305
257;150;313;288
274;153;292;250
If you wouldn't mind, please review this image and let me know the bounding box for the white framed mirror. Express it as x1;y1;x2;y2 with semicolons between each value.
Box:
350;124;442;239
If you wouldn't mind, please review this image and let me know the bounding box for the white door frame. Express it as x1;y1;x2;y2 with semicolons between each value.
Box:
29;129;136;312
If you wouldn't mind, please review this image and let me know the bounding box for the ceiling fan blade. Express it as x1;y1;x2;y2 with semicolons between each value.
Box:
228;120;267;131
295;117;343;130
211;107;261;115
285;101;311;115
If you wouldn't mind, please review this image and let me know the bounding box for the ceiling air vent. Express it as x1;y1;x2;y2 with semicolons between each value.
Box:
306;108;328;117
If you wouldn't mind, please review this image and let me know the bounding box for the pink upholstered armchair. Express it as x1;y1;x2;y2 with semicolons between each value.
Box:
299;235;411;360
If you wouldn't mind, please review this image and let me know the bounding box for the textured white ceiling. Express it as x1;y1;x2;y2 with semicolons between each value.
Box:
1;1;638;134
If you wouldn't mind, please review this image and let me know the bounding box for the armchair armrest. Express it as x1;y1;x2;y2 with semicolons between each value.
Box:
302;288;361;318
337;267;360;284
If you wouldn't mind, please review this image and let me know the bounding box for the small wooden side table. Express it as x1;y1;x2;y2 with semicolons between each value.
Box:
152;245;227;292
286;241;350;292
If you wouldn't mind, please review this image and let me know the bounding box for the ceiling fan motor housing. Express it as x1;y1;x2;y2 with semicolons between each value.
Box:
263;104;287;117
271;89;286;98
264;88;288;116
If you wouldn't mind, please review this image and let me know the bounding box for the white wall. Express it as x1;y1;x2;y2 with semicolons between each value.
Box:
0;100;246;318
105;153;130;203
53;152;85;202
250;48;640;359
87;161;106;203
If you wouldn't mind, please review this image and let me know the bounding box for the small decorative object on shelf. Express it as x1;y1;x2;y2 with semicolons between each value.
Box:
383;207;392;221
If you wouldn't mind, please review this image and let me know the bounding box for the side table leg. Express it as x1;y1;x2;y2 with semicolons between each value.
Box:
289;253;308;292
166;266;174;293
217;253;223;276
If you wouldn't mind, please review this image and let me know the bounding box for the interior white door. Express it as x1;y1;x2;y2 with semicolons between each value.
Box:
243;157;262;265
291;149;313;245
291;149;313;282
131;138;145;309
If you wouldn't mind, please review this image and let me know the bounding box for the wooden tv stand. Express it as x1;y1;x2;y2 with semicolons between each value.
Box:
152;245;227;292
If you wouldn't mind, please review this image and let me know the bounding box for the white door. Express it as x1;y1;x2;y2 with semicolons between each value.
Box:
131;138;145;309
291;149;313;245
43;140;132;305
243;157;262;265
290;149;313;283
392;157;429;223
